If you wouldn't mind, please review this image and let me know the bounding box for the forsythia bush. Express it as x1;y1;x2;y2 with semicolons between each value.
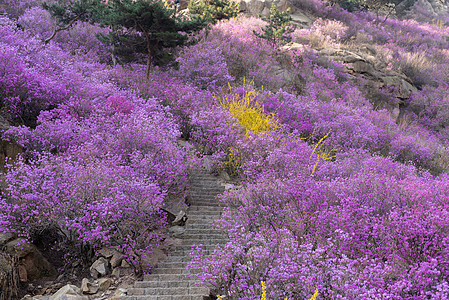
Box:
218;83;279;135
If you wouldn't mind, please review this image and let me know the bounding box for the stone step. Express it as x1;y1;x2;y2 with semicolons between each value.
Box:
142;273;201;282
183;224;218;230
134;280;203;289
150;267;202;275
123;293;209;300
183;229;226;235
189;190;223;195
128;285;209;296
185;219;219;225
187;206;224;211
180;234;226;240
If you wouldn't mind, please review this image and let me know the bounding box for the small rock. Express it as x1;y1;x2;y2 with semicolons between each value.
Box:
115;288;127;296
49;284;85;300
110;251;122;268
169;226;185;237
21;295;33;300
120;259;130;268
5;238;36;258
90;257;109;279
81;278;99;295
97;278;112;291
98;248;115;259
18;264;28;282
111;267;133;278
0;231;16;246
172;210;187;226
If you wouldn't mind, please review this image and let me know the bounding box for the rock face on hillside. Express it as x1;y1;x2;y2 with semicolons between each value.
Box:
0;115;22;172
396;0;449;18
233;0;314;25
276;42;418;119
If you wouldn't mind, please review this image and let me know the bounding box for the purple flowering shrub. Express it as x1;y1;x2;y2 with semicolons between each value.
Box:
0;42;69;126
176;41;235;89
3;152;166;273
1;93;189;272
18;7;111;62
190;142;449;298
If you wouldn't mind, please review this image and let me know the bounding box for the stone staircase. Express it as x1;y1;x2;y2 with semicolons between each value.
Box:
122;171;228;300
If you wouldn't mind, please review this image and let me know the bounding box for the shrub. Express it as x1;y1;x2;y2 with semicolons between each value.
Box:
254;4;295;46
218;85;279;136
176;42;235;89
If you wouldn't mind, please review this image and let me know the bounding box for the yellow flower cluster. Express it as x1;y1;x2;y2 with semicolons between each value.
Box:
261;281;319;300
309;130;336;176
217;282;319;299
218;82;279;136
221;148;241;176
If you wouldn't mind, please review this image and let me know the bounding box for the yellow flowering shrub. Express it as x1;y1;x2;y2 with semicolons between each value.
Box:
217;81;279;136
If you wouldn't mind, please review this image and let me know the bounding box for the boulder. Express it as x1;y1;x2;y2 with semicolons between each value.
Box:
0;253;12;274
98;278;112;291
5;239;36;258
172;210;187;226
49;285;87;300
90;257;109;279
381;76;418;98
0;231;16;246
169;226;185;237
81;278;99;294
140;248;167;271
233;0;296;16
110;251;123;268
20;250;56;281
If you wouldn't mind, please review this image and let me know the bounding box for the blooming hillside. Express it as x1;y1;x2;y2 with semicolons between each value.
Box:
0;0;449;298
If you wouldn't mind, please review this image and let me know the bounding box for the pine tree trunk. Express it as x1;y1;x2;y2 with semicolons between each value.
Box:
138;22;152;80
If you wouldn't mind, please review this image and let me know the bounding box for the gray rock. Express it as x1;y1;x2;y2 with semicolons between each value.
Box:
110;251;123;268
97;278;112;291
169;226;185;237
172;210;187;226
111;267;133;278
81;278;99;295
97;248;115;259
0;231;16;246
49;285;86;300
90;257;109;279
5;239;36;258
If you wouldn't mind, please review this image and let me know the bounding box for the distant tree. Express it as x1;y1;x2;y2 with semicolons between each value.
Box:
44;0;206;78
254;4;295;46
188;0;240;25
328;0;397;23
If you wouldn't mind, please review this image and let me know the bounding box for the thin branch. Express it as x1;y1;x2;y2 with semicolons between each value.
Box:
44;16;81;44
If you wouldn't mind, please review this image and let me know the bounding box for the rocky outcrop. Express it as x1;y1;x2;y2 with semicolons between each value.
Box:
233;0;314;25
397;0;449;18
277;42;419;118
0;115;22;173
1;235;56;283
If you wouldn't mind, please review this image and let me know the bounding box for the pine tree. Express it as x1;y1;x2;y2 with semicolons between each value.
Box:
45;0;206;78
254;4;295;47
188;0;240;25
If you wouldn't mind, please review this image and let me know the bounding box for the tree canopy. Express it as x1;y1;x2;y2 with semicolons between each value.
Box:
45;0;206;78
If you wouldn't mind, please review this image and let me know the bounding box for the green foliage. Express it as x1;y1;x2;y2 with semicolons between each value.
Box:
44;0;206;77
188;0;239;25
254;4;295;46
43;0;105;24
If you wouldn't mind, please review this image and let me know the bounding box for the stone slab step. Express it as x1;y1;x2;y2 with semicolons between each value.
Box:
122;294;209;300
